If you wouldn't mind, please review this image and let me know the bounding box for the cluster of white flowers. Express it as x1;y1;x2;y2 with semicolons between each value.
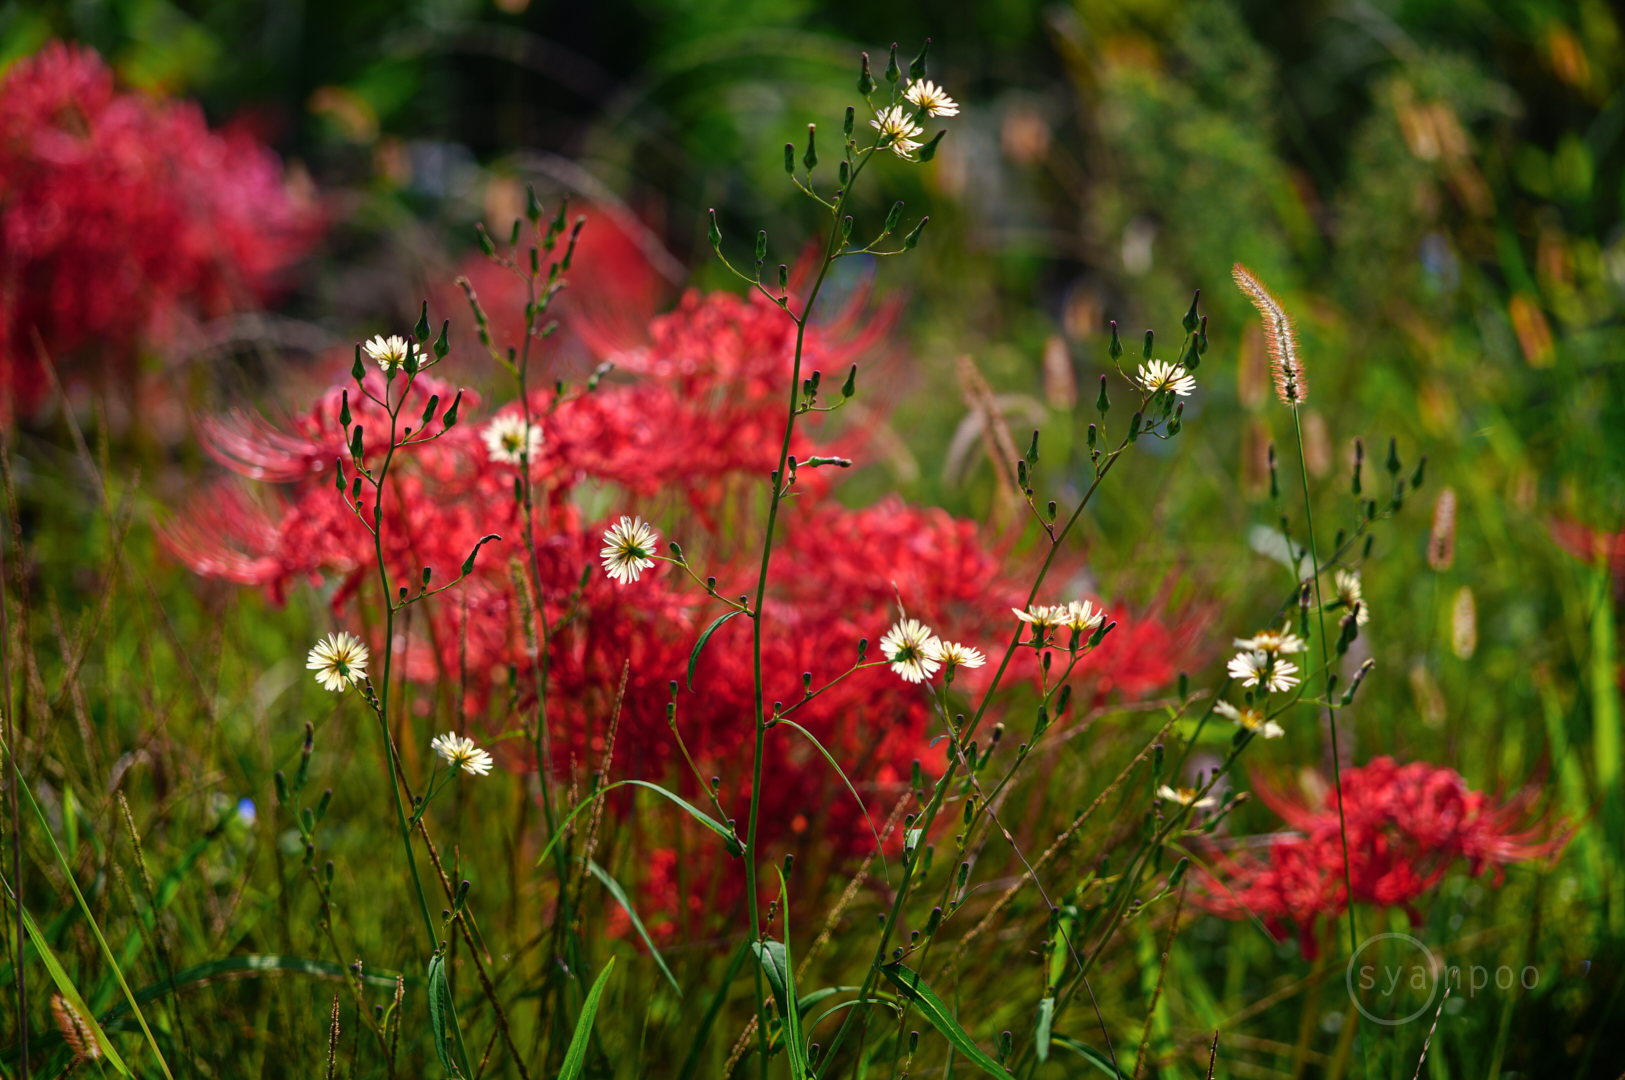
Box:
482;413;543;466
1214;699;1284;739
599;516;660;584
1225;624;1304;694
1333;569;1369;625
1012;599;1106;643
878;618;986;683
430;732;493;776
869;80;958;160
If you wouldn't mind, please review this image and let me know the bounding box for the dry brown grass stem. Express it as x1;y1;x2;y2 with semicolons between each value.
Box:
797;792;912;981
1132;878;1187;1078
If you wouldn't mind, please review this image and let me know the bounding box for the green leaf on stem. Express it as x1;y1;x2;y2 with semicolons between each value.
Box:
585;859;681;997
688;609;745;690
558;956;617;1080
1035;997;1055;1063
426;952;455;1075
880;964;1010;1079
776;718;888;879
1049;1035;1122;1077
535;779;740;870
461;533;501;576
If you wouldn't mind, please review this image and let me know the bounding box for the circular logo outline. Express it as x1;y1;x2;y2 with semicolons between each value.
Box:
1345;932;1439;1026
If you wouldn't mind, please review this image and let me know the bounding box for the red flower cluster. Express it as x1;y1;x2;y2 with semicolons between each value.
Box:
0;41;321;416
166;270;1194;931
1200;757;1567;957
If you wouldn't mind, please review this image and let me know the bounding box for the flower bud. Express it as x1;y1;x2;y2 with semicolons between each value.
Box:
841;215;853;239
351;344;366;383
778;264;789;294
1096;375;1110;415
1026;429;1040;466
301;806;315;833
1167;857;1189;888
783;143;795;175
1410;454;1427;491
420;394;439;427
274;770;288;806
858;51;876;95
1108;320;1122;359
885;43;901;84
910;38;929;80
707;208;721;251
803;124;819;171
1183;290;1200;333
316;788;332;822
926;906;942;935
414;301;431;343
844;106;855;137
1152;742;1164;776
884;201;904;235
1143;329;1154;360
525;183;542;224
476;222;496;256
1198;314;1208;354
903;216;929;250
1340;658;1376;705
1128;411;1143;442
434;320;450;360
919;130;946;161
443;389;462;428
1385;436;1401;476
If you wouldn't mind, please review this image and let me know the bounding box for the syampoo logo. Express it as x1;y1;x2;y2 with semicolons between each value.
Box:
1345;933;1440;1026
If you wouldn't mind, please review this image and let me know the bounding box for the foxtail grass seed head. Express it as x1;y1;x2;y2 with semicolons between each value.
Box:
872;105;926;158
904;79;959;117
308;632;369;692
1429;487;1458;570
881;618;942;683
1226;649;1300;693
1214;700;1284;739
431;733;493;776
1452;586;1478;658
363;334;410;371
1334;570;1370;625
1231;263;1305;405
1158;784;1215;809
52;994;100;1063
600;516;659;584
1137;358;1197;397
482;414;542;466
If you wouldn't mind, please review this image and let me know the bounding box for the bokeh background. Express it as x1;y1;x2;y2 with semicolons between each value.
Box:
6;0;1625;1075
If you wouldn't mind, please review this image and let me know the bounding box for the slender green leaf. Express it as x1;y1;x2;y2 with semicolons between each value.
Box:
585;859;681;997
427;953;455;1075
23;779;173;1079
1050;1035;1121;1077
1034;997;1055;1064
776;719;888;879
689;610;744;690
536;780;738;869
880;964;1008;1078
677;942;752;1080
558;956;616;1080
18;906;131;1075
797;986;864;1018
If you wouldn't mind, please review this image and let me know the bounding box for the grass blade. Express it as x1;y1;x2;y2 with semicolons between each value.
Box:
16;905;130;1074
1035;997;1054;1064
1051;1035;1121;1078
558;955;616;1080
22;778;173;1079
536;780;739;870
586;858;681;997
677;941;752;1080
775;719;888;879
880;964;1007;1079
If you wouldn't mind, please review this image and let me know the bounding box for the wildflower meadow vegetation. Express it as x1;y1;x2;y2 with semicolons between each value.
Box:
1;2;1623;1077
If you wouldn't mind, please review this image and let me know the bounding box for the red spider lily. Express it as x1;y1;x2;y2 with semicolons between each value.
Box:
1198;756;1568;958
166;278;1199;933
0;41;321;417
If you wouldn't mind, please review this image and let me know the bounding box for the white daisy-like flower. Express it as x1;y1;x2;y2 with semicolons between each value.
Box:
307;632;369;692
1226;650;1300;694
1062;600;1106;635
871;105;925;159
430;733;494;776
1214;700;1285;739
926;639;986;672
1334;570;1369;625
903;79;959;118
881;618;942;683
481;414;542;466
1137;359;1196;397
1233;626;1307;655
1157;784;1215;809
363;334;412;371
600;516;659;584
